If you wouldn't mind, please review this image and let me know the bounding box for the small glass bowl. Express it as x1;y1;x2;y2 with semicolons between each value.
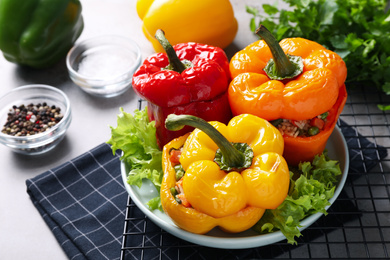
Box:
66;35;142;98
0;84;72;155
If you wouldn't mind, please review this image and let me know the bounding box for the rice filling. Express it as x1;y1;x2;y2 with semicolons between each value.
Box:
271;112;329;137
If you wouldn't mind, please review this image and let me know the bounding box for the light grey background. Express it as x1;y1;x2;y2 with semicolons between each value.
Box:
0;0;274;259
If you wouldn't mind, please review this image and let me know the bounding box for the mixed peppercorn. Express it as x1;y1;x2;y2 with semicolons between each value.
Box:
1;103;63;136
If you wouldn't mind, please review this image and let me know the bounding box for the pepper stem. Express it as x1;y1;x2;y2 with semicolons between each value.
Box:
255;25;303;80
155;29;187;73
165;114;248;170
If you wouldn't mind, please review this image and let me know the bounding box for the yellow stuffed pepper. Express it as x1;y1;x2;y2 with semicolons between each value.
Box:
160;114;290;234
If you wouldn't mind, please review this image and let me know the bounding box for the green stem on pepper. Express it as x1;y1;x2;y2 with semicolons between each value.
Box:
155;29;188;73
165;114;253;171
256;25;303;80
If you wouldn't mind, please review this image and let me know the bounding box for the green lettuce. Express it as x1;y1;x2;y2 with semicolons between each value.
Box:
107;107;163;210
253;151;342;244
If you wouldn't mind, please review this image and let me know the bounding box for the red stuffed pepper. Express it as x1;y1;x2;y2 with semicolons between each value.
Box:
132;29;232;148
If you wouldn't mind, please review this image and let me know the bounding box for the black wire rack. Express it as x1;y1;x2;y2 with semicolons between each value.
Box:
120;85;390;260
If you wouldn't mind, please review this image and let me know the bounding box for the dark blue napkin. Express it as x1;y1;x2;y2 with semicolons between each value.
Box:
338;120;387;173
26;143;127;260
26;122;387;260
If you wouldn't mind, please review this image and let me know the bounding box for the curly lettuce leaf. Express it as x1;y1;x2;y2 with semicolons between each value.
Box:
107;107;163;210
253;151;342;244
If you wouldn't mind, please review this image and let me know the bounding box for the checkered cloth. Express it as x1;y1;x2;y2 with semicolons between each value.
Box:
26;143;126;260
339;120;388;173
26;122;387;260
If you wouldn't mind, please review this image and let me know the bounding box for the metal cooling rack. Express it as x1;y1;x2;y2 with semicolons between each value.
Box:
121;86;390;260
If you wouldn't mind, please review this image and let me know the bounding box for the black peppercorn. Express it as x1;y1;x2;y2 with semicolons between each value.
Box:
1;103;64;136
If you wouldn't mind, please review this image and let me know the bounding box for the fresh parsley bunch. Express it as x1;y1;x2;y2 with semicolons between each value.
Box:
247;0;390;110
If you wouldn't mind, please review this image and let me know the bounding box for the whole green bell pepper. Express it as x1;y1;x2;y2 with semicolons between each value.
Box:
0;0;84;68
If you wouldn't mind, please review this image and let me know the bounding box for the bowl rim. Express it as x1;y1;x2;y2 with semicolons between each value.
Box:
66;34;142;82
0;84;72;142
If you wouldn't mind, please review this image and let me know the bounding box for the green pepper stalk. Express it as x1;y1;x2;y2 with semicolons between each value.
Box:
256;25;303;80
155;29;193;73
165;114;253;171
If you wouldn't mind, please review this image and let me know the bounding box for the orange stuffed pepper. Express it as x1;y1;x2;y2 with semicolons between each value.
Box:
228;25;347;166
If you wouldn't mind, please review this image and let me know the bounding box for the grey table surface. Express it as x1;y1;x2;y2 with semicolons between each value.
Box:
0;0;269;259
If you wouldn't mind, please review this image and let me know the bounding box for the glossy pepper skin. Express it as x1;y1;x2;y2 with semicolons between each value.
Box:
228;26;347;165
136;0;237;53
0;0;83;69
132;31;232;149
161;114;290;234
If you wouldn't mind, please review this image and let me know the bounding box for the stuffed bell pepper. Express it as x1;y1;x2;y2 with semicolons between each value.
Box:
132;29;232;149
160;113;290;234
228;25;348;166
0;0;83;68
